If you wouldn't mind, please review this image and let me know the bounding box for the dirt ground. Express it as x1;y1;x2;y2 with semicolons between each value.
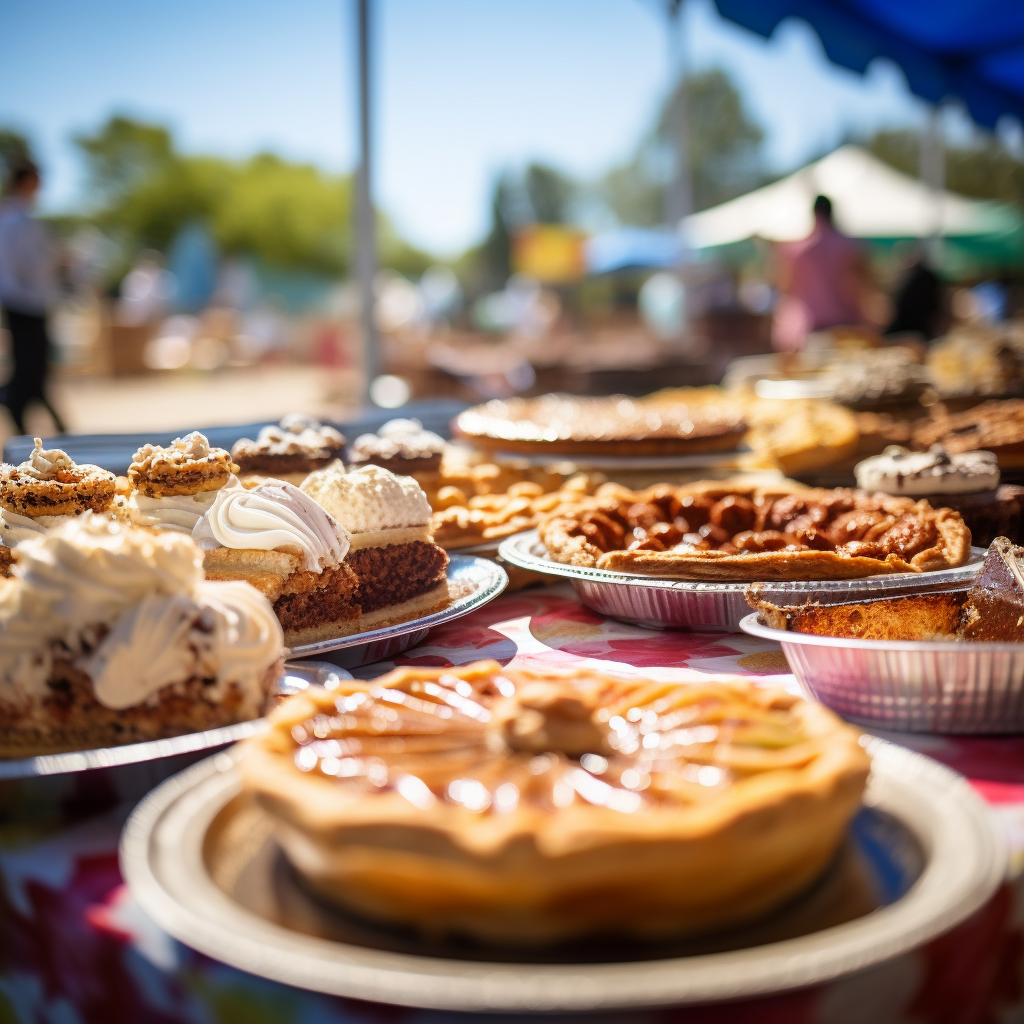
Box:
0;365;363;452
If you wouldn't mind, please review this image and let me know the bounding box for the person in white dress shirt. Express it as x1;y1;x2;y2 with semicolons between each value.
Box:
0;159;65;434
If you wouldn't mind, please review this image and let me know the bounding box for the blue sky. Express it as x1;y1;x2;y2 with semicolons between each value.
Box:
0;0;939;255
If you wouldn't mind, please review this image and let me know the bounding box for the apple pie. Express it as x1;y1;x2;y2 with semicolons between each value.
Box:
241;660;869;945
539;480;971;580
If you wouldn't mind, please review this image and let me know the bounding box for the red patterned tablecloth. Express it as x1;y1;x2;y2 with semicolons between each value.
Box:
2;584;1022;1024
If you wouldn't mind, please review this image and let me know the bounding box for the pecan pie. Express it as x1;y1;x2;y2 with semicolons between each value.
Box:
539;481;971;580
240;660;869;945
454;394;747;456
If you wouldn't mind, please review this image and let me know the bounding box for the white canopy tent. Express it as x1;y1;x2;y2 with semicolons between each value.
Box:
681;145;1014;249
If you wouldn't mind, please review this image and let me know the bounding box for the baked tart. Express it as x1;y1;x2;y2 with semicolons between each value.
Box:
240;660;869;945
539;481;971;581
454;394;747;457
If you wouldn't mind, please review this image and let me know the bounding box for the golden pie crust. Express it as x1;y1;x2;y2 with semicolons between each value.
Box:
240;660;869;945
454;394;747;456
539;480;971;580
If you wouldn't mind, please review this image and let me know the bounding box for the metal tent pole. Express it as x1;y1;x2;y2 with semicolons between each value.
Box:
355;0;380;404
664;0;692;348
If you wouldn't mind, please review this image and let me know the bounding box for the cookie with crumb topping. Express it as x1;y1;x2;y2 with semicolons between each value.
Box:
129;431;238;497
1;438;117;518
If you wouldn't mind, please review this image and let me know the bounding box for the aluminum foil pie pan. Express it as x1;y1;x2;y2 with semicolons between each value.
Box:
499;531;986;632
740;613;1024;734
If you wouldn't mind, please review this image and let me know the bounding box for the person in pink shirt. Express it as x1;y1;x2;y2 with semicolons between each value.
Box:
772;195;871;352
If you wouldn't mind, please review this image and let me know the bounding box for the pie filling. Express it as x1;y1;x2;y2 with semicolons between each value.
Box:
540;482;970;578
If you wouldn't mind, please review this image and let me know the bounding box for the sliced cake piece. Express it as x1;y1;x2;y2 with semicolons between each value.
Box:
746;586;965;640
957;537;1024;642
302;463;450;627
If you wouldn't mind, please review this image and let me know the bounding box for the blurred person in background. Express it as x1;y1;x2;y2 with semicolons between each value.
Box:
771;195;872;352
886;247;946;341
0;159;65;433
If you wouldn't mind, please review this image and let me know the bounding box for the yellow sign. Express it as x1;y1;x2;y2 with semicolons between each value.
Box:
512;224;587;284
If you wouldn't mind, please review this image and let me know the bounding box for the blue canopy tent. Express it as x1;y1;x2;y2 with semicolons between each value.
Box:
710;0;1024;129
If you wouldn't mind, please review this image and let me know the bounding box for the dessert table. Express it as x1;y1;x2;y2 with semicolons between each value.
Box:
1;584;1022;1024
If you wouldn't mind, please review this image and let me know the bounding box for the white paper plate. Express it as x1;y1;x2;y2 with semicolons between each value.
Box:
120;739;1005;1013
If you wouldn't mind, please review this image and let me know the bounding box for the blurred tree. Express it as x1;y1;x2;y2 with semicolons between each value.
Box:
863;127;1024;212
72;115;433;281
459;172;518;293
0;128;33;184
522;163;576;224
601;67;765;223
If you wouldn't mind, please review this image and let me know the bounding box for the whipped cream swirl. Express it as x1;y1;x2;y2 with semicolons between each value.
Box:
0;508;51;546
20;438;76;480
302;463;431;534
81;580;282;710
129;490;219;534
193;477;350;570
0;515;282;709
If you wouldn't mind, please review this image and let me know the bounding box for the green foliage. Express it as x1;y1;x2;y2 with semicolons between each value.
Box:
70;114;434;280
0;128;33;186
210;153;350;274
601;68;765;223
863;127;1024;213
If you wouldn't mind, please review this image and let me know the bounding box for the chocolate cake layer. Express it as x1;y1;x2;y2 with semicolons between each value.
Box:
347;541;449;613
958;537;1024;642
236;453;339;476
348;452;442;474
273;564;360;630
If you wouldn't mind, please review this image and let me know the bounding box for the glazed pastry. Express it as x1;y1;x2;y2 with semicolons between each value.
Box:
241;660;869;945
0;515;283;756
194;477;360;646
232;414;346;484
301;464;450;627
540;480;971;581
127;432;238;535
855;445;1023;548
347;418;445;474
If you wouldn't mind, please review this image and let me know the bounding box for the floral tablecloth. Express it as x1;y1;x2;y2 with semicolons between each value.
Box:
2;584;1023;1024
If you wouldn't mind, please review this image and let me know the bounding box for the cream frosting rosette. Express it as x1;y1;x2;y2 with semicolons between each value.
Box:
301;463;431;549
192;476;350;570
